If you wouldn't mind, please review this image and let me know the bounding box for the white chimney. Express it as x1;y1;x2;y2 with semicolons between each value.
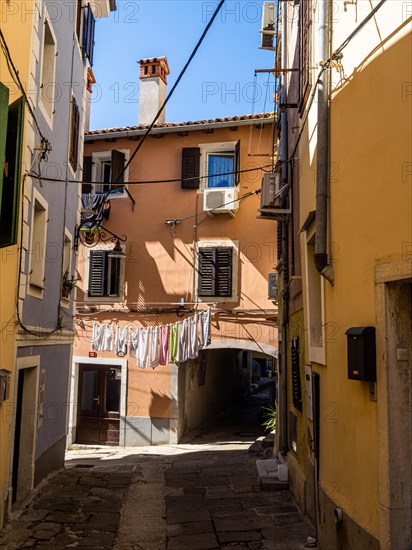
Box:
138;56;170;125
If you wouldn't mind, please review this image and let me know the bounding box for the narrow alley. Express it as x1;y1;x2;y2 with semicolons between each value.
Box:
0;394;315;549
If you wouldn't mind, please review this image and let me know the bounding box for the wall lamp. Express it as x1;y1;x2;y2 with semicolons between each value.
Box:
74;223;127;251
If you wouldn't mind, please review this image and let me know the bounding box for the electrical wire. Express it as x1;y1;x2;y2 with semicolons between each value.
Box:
0;29;49;147
113;0;226;185
27;163;273;186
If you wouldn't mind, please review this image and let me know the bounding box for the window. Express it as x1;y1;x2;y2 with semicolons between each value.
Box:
82;3;96;66
196;241;239;302
83;150;127;196
87;248;125;299
69;96;80;171
40;20;56;120
299;0;312;113
181;141;240;190
0;86;24;248
29;192;48;291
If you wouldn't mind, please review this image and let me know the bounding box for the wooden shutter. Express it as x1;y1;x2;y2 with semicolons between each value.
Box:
181;148;200;189
299;0;312;114
0;83;9;216
215;247;233;297
69;97;80;171
82;156;92;194
235;140;240;185
198;248;215;296
88;250;107;296
111;150;125;184
291;338;302;410
198;246;233;298
0;95;24;248
83;4;96;66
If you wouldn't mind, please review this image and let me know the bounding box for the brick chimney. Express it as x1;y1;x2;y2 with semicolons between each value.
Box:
138;56;170;125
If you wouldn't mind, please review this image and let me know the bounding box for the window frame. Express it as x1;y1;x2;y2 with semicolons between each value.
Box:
198;141;240;190
85;244;126;303
28;189;48;299
38;17;57;126
195;240;239;303
87;150;129;198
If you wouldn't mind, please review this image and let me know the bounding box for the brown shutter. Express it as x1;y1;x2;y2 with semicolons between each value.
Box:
69;97;80;171
235;140;240;185
291;338;302;410
215;247;233;297
299;1;312;114
198;248;216;296
88;250;107;297
111;150;125;184
82;156;92;194
181;147;200;189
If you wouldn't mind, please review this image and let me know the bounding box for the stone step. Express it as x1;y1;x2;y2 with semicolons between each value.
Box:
256;459;290;491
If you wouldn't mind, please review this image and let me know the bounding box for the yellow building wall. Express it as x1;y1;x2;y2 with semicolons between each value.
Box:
0;0;34;526
296;3;412;540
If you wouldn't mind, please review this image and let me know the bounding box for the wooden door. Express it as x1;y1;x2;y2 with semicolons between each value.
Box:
76;364;121;445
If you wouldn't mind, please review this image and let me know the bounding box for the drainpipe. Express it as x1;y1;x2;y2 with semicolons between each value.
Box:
315;0;334;285
280;0;289;455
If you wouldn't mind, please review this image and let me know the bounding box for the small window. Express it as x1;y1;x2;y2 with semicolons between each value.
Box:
207;152;235;188
29;195;48;289
88;249;124;298
83;150;127;197
40;20;56;120
69;96;80;171
197;246;233;298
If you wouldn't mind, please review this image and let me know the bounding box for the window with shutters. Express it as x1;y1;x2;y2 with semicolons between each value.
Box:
82;150;129;198
86;247;125;301
69;96;80;171
195;241;239;302
83;3;96;66
298;0;312;114
0;86;24;249
181;141;240;190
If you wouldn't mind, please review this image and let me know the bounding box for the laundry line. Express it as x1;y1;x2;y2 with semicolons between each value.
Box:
91;308;211;369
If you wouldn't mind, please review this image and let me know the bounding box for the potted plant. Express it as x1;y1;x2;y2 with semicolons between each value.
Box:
261;404;277;433
61;271;79;299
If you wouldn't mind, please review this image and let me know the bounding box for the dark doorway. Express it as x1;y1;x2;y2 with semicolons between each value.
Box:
76;364;121;445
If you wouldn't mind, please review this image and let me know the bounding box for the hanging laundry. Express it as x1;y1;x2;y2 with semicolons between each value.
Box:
137;327;150;369
169;323;178;363
103;324;114;352
188;314;199;360
199;308;211;349
177;319;189;362
129;327;139;357
116;326;128;357
91;322;105;351
149;326;159;369
159;325;170;366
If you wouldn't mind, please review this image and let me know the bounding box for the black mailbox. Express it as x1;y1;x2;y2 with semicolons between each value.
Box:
345;327;376;382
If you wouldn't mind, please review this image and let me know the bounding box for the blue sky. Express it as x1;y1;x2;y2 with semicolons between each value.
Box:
90;1;276;129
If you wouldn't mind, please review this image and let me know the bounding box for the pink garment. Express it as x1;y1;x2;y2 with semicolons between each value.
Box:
159;325;170;365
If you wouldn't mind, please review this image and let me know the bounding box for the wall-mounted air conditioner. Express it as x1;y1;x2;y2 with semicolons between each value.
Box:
259;2;277;51
203;188;239;215
268;272;278;300
261;173;281;208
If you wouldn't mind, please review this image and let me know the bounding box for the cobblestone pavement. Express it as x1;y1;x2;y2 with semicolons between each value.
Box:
0;396;315;549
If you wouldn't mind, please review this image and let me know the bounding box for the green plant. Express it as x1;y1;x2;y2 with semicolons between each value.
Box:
261;404;277;432
62;271;79;296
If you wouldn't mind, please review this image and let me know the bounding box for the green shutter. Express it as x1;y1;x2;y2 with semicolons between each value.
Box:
0;83;10;216
181;148;200;189
88;250;107;296
0;95;24;248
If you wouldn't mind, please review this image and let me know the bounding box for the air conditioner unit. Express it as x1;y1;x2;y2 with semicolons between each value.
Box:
260;173;281;208
203;187;239;214
268;272;278;300
259;2;277;50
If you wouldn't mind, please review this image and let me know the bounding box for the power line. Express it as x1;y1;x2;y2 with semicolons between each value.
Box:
113;0;227;184
27;163;273;186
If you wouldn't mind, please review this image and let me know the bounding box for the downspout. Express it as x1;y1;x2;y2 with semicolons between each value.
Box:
280;0;289;455
314;0;334;285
